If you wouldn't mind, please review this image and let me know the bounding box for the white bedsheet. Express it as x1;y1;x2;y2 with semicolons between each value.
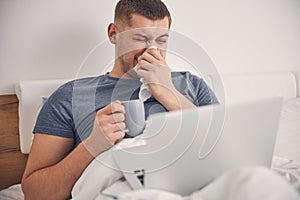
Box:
0;184;23;200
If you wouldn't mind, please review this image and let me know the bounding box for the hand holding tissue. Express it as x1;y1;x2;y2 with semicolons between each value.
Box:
134;46;176;103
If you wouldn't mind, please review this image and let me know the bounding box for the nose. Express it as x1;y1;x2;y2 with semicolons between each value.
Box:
146;40;156;48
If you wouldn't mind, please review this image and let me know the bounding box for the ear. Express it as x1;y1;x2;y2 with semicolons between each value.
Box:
108;23;117;44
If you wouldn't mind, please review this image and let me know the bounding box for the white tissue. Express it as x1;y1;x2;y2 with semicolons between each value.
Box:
115;138;147;149
134;65;151;102
134;46;158;102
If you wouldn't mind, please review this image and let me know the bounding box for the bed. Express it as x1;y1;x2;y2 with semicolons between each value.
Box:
0;71;300;199
0;95;28;190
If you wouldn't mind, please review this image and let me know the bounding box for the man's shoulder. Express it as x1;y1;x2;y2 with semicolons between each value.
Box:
171;71;190;77
171;71;203;82
55;75;108;92
47;76;106;102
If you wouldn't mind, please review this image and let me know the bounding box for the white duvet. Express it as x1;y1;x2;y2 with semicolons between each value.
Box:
71;151;300;200
71;98;300;200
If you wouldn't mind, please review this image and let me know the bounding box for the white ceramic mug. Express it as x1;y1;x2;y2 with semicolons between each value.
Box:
122;99;145;137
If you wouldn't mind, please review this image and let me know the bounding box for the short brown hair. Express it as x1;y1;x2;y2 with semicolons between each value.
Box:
114;0;172;28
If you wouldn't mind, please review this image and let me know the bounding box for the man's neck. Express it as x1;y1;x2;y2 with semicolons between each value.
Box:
108;67;123;79
109;65;139;80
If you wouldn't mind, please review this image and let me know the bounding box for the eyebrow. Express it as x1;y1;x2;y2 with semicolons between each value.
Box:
132;33;169;38
157;34;169;38
132;33;148;38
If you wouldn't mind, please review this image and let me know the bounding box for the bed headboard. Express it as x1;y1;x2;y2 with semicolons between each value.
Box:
219;72;297;103
0;95;28;190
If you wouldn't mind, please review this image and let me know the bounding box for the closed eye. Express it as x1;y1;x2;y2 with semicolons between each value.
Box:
156;34;169;45
132;34;149;43
133;38;147;42
156;39;167;44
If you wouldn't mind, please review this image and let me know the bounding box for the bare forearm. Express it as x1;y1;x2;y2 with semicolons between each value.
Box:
22;102;123;199
159;89;196;111
22;143;94;200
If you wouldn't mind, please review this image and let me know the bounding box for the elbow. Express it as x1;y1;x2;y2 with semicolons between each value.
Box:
21;176;38;200
21;176;71;200
21;177;30;200
21;177;43;200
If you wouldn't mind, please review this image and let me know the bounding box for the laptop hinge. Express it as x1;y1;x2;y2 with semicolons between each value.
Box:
134;169;145;186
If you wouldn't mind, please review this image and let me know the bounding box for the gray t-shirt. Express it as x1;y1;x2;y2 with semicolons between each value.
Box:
33;71;218;149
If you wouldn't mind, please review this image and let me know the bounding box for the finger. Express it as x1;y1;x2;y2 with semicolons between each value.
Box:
140;51;167;68
108;122;126;132
138;62;156;72
138;59;151;68
146;48;163;61
140;51;160;64
96;111;125;127
108;131;126;144
99;102;116;115
99;101;125;115
111;101;126;114
108;113;125;123
136;68;153;81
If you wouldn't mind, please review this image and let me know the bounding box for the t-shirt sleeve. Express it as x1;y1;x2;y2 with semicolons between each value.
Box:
33;82;74;138
189;73;219;106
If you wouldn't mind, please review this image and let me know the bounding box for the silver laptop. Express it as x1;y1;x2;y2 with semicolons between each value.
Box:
112;97;283;196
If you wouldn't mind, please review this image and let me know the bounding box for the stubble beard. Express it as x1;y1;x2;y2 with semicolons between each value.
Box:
119;55;131;74
119;55;139;79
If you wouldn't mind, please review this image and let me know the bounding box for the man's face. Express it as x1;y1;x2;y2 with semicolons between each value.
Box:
113;13;170;75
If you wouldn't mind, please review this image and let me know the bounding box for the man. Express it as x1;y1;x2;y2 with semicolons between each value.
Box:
21;0;217;199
